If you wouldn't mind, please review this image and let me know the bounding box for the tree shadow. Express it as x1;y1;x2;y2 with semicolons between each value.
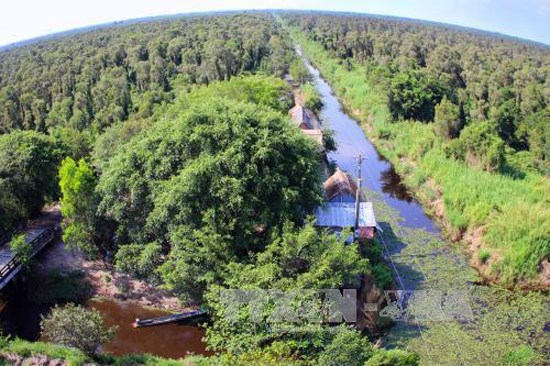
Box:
500;163;526;180
376;221;426;291
379;167;414;203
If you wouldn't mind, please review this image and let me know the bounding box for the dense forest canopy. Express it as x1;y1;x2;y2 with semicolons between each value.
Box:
0;13;295;235
97;97;323;301
283;12;550;175
0;13;292;134
0;10;549;365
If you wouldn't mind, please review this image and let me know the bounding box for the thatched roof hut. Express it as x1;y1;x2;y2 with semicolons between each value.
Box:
323;168;364;202
289;105;321;130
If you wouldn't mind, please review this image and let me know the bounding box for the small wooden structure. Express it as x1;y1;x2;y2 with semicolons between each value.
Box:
289;105;321;130
0;227;57;290
132;309;206;328
323;167;365;203
289;105;324;145
315;167;378;240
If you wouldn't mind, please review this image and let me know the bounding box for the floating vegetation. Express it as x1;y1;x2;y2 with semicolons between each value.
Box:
363;187;549;365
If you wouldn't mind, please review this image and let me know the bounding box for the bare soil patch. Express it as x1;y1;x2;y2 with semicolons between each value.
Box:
37;239;182;312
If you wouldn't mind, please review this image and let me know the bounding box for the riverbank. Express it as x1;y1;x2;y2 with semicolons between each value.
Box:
38;239;183;312
288;27;549;289
288;29;549;365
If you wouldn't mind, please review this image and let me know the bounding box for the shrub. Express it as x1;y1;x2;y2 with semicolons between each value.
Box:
289;59;310;84
388;69;446;122
302;82;323;112
446;121;506;172
479;249;491;264
503;346;538;365
41;303;116;356
115;242;163;281
434;97;462;140
317;326;374;366
372;263;394;289
322;128;337;152
10;234;32;268
365;349;420;366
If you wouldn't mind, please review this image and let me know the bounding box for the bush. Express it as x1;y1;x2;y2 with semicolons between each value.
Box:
434;97;462;140
115;242;163;281
289;59;310;84
41;303;116;356
10;234;32;268
317;326;374;366
322;128;337;152
365;349;420;366
372;263;394;289
302;82;323;112
446;121;506;172
479;249;491;264
503;346;538;365
388;70;446;122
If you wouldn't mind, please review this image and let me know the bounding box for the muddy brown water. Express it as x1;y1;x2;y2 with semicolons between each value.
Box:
88;299;212;358
0;283;211;359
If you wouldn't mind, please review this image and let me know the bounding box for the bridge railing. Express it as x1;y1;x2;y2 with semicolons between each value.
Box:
0;226;56;282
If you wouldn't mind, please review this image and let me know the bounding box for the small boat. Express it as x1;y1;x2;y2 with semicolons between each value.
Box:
132;309;206;328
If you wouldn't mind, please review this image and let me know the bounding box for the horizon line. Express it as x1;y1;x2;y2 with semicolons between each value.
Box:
1;8;549;51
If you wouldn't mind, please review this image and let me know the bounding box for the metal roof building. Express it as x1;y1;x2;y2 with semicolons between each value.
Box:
315;202;377;228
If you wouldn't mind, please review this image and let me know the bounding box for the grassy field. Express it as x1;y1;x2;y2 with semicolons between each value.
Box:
289;29;550;287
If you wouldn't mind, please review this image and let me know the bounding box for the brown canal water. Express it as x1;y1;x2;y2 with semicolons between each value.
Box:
0;283;211;359
88;299;212;358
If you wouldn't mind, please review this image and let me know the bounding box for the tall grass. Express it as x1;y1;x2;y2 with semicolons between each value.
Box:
1;338;88;366
290;29;550;285
0;338;184;365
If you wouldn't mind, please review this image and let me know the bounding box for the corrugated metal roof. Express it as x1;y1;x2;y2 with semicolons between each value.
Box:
302;129;324;144
314;202;377;228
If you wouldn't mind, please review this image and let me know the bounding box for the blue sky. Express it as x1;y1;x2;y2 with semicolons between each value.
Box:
1;0;549;46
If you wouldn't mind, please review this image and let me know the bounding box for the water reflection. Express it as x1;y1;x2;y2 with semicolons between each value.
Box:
380;166;414;202
298;46;438;232
0;284;211;360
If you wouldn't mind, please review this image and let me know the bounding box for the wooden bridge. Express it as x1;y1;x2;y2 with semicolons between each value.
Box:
0;224;58;290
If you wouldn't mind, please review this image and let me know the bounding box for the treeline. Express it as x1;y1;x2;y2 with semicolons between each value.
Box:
0;13;294;235
283;13;550;174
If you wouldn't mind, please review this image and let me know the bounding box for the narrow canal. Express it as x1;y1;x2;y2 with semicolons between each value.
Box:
296;45;548;362
298;43;476;293
299;47;438;233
